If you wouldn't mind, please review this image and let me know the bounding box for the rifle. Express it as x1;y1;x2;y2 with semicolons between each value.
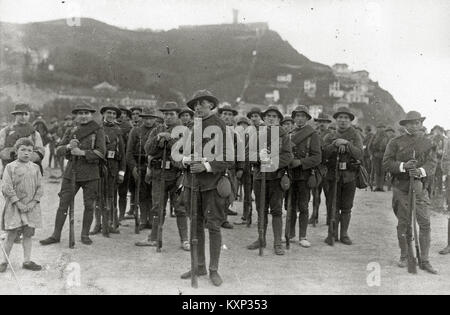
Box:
134;136;142;235
156;141;167;253
100;163;109;237
69;154;76;249
245;169;253;227
369;157;375;191
312;187;320;227
407;150;420;273
285;184;292;250
259;170;266;256
190;172;198;288
328;154;340;246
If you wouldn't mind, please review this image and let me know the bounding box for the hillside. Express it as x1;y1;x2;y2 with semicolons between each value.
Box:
0;18;404;126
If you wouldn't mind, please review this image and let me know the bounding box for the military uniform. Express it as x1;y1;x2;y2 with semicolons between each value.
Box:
41;107;106;245
47;119;60;168
369;128;389;191
383;111;437;272
323;108;363;245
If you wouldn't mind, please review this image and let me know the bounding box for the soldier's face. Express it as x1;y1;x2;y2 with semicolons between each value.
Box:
264;111;280;126
336;114;352;129
404;120;422;134
14;112;30;125
132;111;142;122
143;117;156;128
250;114;261;125
294;113;309;127
121;111;129;120
282;121;294;132
220;111;235;126
194;100;213;118
76;111;93;125
164;111;178;126
318;122;329;130
180;113;192;125
103;110;117;123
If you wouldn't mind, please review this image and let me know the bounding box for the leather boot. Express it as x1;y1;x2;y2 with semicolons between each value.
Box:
51;208;68;241
102;207;110;238
419;227;431;264
397;227;408;262
273;216;285;255
209;229;222;273
177;216;188;243
340;213;352;245
90;207;102;235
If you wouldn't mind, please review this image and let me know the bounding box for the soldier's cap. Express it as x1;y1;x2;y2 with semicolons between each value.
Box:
333;107;355;121
130;106;144;113
118;105;132;118
431;125;445;133
64;114;73;120
262;105;284;121
314;113;332;123
72;102;96;115
291;105;312;120
51;117;58;123
100;106;122;117
385;126;395;133
355;126;363;132
11;103;31;115
218;104;238;116
139;107;163;121
376;122;386;128
399;111;426;126
178;107;194;118
159;101;181;113
281;115;294;124
186;90;219;111
236;116;250;126
246;107;263;119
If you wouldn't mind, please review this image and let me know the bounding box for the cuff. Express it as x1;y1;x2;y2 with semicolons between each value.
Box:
10;196;20;204
118;171;125;177
204;162;213;173
182;156;190;167
419;168;427;178
399;162;406;173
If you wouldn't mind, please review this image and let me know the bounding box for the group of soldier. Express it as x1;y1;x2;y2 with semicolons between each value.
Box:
0;91;448;286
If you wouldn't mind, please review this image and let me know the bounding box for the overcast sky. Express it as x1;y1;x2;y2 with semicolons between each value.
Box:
1;0;449;129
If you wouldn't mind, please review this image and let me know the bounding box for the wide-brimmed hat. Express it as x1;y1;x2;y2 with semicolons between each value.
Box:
11;103;31;115
246;107;263;119
178;107;194;118
333;107;355;121
281;116;294;124
385;126;395;133
399;111;426;126
187;90;219;110
118;105;132;118
314;113;332;123
130;107;143;113
218;105;238;116
376;122;386;128
263;105;284;121
159;101;181;113
72;103;96;115
140;108;163;121
64;115;73;120
100;106;121;117
236;116;250;126
291;105;312;120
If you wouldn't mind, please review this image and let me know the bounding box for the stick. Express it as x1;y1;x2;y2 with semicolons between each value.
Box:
328;154;339;246
69;155;76;249
156;141;167;253
190;173;198;288
259;171;266;256
134;136;142;234
285;186;292;249
0;239;24;294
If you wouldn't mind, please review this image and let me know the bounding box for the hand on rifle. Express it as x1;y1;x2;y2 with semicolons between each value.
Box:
190;162;207;174
338;145;347;154
145;168;152;184
408;168;421;178
132;167;140;182
157;132;172;141
236;169;244;180
333;139;349;147
118;171;125;184
68;139;80;150
290;159;302;169
71;147;85;156
404;159;417;171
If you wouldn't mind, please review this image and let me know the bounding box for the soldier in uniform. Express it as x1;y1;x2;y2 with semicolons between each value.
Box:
179;107;194;127
134;102;190;250
130;107;143;127
180;90;232;286
309;113;332;225
32;112;49;147
0;104;45;178
47;117;60;169
247;105;293;255
91;106;126;237
287;106;321;247
383;111;438;274
247;107;264;127
56;115;74;175
430;125;446;197
369;123;389;192
116;105;134;221
281;116;295;134
363;125;374;173
126;108;159;230
323;107;363;246
40;103;106;246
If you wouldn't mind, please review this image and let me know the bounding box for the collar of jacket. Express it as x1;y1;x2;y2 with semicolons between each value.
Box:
103;120;116;128
290;124;315;145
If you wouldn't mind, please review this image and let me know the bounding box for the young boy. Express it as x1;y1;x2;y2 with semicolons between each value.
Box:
1;138;43;273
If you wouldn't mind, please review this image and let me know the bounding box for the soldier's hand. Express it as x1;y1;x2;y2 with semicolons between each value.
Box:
334;139;349;147
118;173;125;184
408;168;421;178
338;145;347;154
71;148;85;156
191;163;206;174
404;159;417;171
157;132;172;141
290;159;302;168
236;170;244;179
145;168;152;184
68;139;80;149
132;167;139;181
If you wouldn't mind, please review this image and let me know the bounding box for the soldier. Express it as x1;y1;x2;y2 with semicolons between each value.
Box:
218;104;242;229
40;103;106;246
287;106;321;247
363;125;374;173
430;125;446;197
32;112;49;147
179;107;194;127
179;90;232;287
116;105;134;221
281;116;295;134
383;111;438;274
323;107;363;246
440;134;450;255
385;126;397;191
246;105;293;255
309;113;332;225
135;102;190;250
369;123;389;192
47;117;60;169
247;107;264;127
130;106;143;127
57;115;75;175
91;106;126;237
0;104;45;178
126;108;158;230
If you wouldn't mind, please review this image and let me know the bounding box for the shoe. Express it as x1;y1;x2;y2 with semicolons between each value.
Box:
420;262;438;275
439;246;450;255
226;209;238;216
138;224;147;231
324;235;336;246
40;237;60;246
124;213;135;220
81;236;93;245
181;241;191;251
209;270;223;287
135;240;157;247
0;263;7;273
247;240;266;250
274;245;285;256
90;225;101;235
308;217;318;225
221;222;234;229
299;239;311;248
398;258;408;268
181;266;208;279
234;220;248;226
109;227;120;234
146;223;153;229
340;236;353;246
23;261;42;271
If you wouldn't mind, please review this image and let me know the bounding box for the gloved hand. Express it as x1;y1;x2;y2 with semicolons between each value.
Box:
68;139;80;149
334;139;349;147
290;159;302;168
408;168;421;178
118;173;125;184
404;159;417;171
145;168;152;184
338;145;347;154
191;163;207;174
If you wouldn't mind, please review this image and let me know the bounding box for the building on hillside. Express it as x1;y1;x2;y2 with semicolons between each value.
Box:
350;70;370;83
332;63;351;77
329;81;345;98
265;90;280;104
93;81;119;92
309;105;323;119
304;80;316;98
277;74;292;83
344;86;370;104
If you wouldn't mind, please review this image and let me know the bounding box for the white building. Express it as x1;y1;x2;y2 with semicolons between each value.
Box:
329;81;345;98
277;74;292;83
304;80;316;98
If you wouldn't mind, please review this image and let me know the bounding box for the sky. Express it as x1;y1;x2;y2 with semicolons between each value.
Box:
1;0;449;129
